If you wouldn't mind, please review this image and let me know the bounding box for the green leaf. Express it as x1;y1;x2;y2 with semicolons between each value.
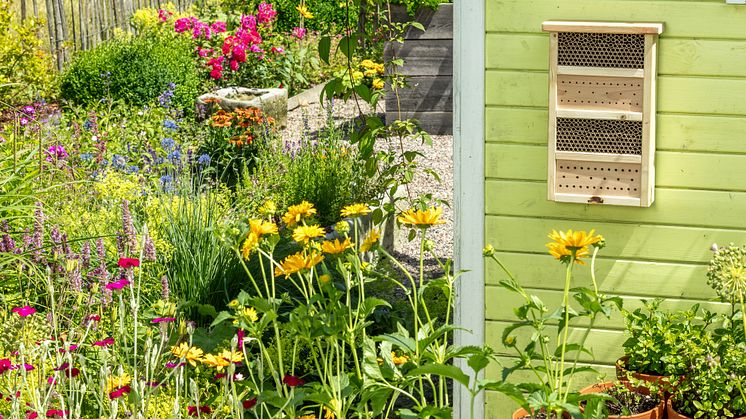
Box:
410;22;425;32
376;333;416;352
318;36;332;64
338;35;356;60
354;83;372;103
408;363;470;388
210;311;233;328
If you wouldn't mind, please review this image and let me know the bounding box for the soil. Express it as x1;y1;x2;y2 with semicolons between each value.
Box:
582;386;660;416
521;413;560;419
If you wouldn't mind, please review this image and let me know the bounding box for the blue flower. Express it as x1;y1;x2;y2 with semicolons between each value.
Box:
112;154;127;170
79;153;93;161
167;150;181;162
161;137;176;150
83;120;94;131
160;175;173;185
126;165;139;174
163;120;178;130
197;154;211;165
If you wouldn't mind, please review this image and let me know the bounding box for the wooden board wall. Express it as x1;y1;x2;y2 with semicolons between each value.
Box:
385;4;453;134
482;0;746;416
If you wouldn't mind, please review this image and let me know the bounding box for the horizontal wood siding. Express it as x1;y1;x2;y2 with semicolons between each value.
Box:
483;0;746;416
385;4;453;134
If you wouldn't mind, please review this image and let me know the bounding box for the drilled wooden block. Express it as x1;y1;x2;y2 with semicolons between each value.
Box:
556;160;642;198
557;75;643;112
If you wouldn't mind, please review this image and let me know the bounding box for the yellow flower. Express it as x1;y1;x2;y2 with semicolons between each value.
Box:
241;232;260;259
352;71;364;81
228;299;239;308
321;237;353;254
298;415;316;419
340;203;371;218
219;348;244;364
364;69;378;77
375;63;385;75
372;78;384;90
282;201;317;226
324;406;335;419
201;353;231;371
250;219;278;237
242;306;258;322
360;59;375;69
319;274;331;284
546;229;601;265
259;200;276;216
397;207;446;227
105;373;132;393
296;4;314;19
274;251;324;277
359;230;380;253
391;352;409;366
292;224;326;244
170;342;204;366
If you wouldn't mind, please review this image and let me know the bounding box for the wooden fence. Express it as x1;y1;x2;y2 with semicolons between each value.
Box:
385;4;453;135
15;0;193;70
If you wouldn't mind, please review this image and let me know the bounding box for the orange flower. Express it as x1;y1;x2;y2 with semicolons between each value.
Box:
211;110;233;128
274;251;324;277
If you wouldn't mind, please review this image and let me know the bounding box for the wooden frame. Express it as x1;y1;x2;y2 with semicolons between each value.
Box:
543;20;663;207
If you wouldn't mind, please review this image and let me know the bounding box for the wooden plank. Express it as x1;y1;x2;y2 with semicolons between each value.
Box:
386;111;452;134
485;107;746;154
485;215;746;263
484;251;716;300
640;34;657;207
485;143;746;192
487;71;746;116
541;20;663;35
385;76;452;111
487;320;626;364
556;109;642;121
547;32;558;201
486;287;728;329
486;0;746;39
558;66;645;78
486;34;746;79
384;40;453;76
406;4;452;40
485;180;746;231
554;152;641;164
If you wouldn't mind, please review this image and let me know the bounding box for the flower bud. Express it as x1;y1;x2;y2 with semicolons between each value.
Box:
335;221;350;235
482;244;495;257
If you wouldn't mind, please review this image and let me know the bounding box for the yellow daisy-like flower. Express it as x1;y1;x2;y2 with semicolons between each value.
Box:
292;224;326;244
218;348;244;364
397;207;446;227
258;200;276;216
324;406;335;419
359;230;380;253
274;251;324;277
282;201;317;227
296;4;314;19
171;342;204;366
319;274;331;284
298;415;316;419
340;203;371;218
201;353;231;371
241;306;258;322
321;237;353;254
105;373;132;393
391;352;409;366
250;219;278;237
241;232;260;259
372;78;384;90
546;229;601;265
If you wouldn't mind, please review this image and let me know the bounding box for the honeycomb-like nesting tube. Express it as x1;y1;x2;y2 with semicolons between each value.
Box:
556;118;642;155
558;32;645;69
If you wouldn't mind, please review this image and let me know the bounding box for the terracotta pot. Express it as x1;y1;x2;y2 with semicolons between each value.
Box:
580;381;664;419
511;408;569;419
666;398;746;419
615;356;668;387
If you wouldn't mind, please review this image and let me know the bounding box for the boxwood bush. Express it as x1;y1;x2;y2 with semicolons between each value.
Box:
59;33;203;111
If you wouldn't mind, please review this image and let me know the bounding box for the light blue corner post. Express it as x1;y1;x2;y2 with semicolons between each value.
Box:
453;0;486;418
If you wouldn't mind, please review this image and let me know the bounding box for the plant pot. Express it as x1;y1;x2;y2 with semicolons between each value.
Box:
580;382;664;419
196;87;288;127
616;356;677;393
511;408;569;419
666;398;746;419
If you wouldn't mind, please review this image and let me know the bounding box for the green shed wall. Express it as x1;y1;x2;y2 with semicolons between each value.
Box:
482;0;746;416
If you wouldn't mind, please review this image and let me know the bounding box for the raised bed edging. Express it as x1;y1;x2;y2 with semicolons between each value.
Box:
385;3;453;135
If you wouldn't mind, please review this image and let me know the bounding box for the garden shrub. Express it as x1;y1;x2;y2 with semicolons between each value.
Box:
0;0;54;105
59;32;203;111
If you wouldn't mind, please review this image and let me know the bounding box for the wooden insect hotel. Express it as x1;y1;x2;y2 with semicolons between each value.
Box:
542;21;663;207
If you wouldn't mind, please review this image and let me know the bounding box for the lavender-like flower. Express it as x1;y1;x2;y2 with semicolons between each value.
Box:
161;276;170;300
69;265;82;293
81;241;91;269
32;203;44;261
121;200;138;252
143;235;156;262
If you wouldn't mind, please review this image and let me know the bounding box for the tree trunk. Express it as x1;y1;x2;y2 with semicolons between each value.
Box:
20;0;27;21
32;0;39;18
44;0;57;68
54;0;67;64
357;2;367;50
79;0;87;50
71;0;77;51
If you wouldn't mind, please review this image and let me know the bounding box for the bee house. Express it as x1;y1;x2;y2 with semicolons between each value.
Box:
542;21;663;206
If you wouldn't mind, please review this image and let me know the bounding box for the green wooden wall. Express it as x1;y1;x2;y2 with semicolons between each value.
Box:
482;0;746;416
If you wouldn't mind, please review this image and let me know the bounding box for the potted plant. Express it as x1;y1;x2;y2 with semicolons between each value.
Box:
484;230;622;418
580;381;664;419
617;299;713;388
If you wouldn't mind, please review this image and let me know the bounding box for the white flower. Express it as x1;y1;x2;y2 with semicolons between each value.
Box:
234;373;245;381
91;135;98;142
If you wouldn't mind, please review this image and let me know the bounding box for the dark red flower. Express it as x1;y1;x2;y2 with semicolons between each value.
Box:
187;405;212;416
117;258;140;268
45;410;69;418
242;398;257;409
93;337;115;347
282;374;304;387
109;385;131;399
0;359;12;374
26;411;39;419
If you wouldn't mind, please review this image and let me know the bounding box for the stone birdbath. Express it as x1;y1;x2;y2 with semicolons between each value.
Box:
197;87;288;128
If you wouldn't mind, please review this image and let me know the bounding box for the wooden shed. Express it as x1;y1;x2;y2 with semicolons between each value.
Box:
452;1;746;417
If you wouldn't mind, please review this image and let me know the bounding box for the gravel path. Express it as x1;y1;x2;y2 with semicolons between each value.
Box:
281;98;454;278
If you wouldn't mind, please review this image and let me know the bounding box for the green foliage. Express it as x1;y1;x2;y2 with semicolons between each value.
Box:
621;299;714;377
59;33;203;112
390;0;449;15
220;0;356;33
0;0;54;105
